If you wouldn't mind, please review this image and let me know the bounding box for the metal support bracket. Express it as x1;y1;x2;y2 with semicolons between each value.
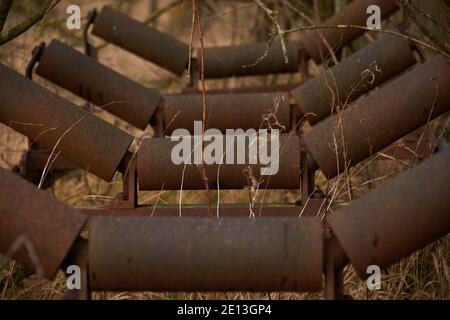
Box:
83;9;98;59
26;42;46;79
108;152;138;209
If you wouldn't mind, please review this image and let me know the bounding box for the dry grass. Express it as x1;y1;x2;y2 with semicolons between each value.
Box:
0;0;449;300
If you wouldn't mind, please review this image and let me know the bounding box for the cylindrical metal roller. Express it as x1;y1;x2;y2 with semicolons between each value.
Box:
0;63;134;181
201;41;301;78
299;0;399;63
0;169;87;279
164;92;291;134
91;6;189;75
137;135;300;190
292;34;416;125
89;217;323;291
304;56;450;179
327;147;450;278
35;40;162;130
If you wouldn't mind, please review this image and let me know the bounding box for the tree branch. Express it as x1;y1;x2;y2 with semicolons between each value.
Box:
0;0;58;45
254;0;289;63
144;0;184;25
0;0;13;32
284;24;450;59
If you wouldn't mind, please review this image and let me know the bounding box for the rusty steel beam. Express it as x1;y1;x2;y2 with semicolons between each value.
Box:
304;56;450;179
164;92;291;134
182;83;302;94
292;34;416;125
91;6;189;75
0;169;87;279
78;200;334;218
327;147;450;278
299;0;399;63
0;63;134;182
89;217;323;291
201;41;301;78
137;135;300;190
35;40;162;130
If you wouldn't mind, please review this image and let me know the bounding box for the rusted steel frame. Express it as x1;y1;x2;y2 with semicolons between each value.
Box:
13;128;427;191
0;63;134;182
299;134;315;202
292;34;416;125
137;135;300;190
201;41;301;78
108;153;137;209
91;6;189;76
88;217;323;292
181;83;302;94
25;41;45;80
327;147;450;278
0;169;87;279
163;92;291;134
78;199;336;218
35;40;162;130
304;56;450;179
323;227;349;300
83;9;98;58
299;0;399;63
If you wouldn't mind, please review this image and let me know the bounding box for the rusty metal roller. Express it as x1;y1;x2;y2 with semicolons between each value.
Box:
327;148;450;278
35;40;162;130
304;56;450;179
91;6;189;75
299;0;398;63
0;169;87;279
164;92;291;134
89;217;323;291
138;135;300;190
0;63;134;182
201;41;301;78
292;34;416;125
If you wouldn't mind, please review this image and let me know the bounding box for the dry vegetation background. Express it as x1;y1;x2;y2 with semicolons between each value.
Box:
0;0;449;300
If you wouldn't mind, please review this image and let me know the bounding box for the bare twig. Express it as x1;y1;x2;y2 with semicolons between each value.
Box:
144;0;185;25
254;0;289;63
187;0;197;80
194;0;212;216
0;0;59;45
284;24;450;59
0;0;13;32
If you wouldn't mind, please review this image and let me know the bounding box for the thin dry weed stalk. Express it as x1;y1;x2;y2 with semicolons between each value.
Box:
248;4;450;68
38;115;87;189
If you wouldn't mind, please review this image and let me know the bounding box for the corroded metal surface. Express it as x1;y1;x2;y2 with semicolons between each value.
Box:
92;6;189;75
292;34;416;125
201;41;301;78
137;135;300;190
0;63;134;181
304;56;450;179
183;83;301;94
300;0;399;62
164;92;291;134
89;217;323;291
0;169;87;279
78;200;333;218
35;40;162;130
327;148;450;278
